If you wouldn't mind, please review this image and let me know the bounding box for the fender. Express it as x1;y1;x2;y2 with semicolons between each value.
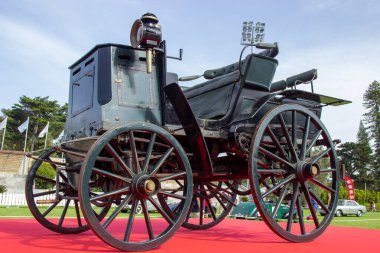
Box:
164;82;213;178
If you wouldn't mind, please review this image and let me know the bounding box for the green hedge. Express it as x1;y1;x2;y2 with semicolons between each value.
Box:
0;185;6;193
316;185;379;209
338;185;380;206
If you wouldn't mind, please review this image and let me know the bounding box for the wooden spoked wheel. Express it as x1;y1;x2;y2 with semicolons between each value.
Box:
249;104;339;242
25;148;109;234
180;181;237;230
79;123;193;252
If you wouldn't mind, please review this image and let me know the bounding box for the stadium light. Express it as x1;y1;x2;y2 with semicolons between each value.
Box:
241;21;265;45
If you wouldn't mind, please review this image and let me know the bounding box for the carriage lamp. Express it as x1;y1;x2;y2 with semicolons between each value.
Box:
130;13;162;73
130;13;162;49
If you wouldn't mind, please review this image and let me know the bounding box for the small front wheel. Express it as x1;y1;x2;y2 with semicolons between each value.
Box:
357;211;362;217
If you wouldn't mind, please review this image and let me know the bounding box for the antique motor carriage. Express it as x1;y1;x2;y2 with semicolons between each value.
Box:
25;13;350;251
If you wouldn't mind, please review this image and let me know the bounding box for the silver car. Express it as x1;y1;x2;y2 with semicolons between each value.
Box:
321;199;366;217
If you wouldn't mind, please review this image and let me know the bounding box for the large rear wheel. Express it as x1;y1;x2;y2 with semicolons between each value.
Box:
249;104;339;242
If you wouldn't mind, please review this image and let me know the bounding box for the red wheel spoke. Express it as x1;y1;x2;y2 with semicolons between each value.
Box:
199;197;204;225
309;178;335;193
214;193;227;210
158;191;187;200
201;184;216;220
217;191;236;206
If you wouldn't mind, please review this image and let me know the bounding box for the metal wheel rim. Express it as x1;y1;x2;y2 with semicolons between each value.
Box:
249;104;339;242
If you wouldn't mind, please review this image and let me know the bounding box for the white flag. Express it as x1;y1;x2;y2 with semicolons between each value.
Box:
53;130;64;145
38;122;49;138
0;117;7;130
18;117;29;133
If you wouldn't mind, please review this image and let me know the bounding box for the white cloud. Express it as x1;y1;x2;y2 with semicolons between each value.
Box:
0;15;82;108
274;37;380;143
0;15;80;67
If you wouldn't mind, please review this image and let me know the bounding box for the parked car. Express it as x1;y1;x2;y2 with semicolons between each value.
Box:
230;201;298;220
320;199;366;217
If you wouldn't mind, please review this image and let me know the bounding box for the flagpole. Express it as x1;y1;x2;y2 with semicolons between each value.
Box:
23;117;29;152
44;122;49;149
1;127;6;150
0;117;7;150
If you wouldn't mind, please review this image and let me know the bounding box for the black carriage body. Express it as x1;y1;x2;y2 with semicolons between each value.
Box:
65;44;163;142
62;44;164;187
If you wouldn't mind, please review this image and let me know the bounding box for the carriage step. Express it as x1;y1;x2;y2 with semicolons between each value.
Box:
36;199;59;204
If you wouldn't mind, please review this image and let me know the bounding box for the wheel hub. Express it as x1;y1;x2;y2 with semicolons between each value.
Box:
131;174;160;198
145;179;156;193
296;161;320;182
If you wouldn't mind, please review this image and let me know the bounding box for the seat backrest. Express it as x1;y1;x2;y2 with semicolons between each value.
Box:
243;54;278;91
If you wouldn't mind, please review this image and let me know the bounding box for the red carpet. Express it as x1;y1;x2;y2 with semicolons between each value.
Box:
0;218;379;253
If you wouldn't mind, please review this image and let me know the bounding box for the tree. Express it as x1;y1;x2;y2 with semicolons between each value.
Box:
356;121;373;178
363;80;380;177
1;96;67;152
337;142;359;177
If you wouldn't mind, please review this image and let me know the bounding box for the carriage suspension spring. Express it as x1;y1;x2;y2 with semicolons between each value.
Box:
237;133;252;153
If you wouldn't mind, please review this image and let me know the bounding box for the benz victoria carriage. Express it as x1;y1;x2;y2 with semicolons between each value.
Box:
25;13;351;251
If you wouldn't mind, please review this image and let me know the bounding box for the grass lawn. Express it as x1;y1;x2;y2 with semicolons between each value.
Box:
1;206;380;230
0;206;162;219
328;212;380;230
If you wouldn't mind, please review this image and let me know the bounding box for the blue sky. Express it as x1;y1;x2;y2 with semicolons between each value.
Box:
0;0;379;143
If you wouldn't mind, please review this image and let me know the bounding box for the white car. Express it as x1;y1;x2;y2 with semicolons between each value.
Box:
321;199;366;217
